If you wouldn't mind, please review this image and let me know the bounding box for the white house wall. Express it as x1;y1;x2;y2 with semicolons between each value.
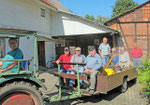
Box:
0;0;51;34
0;0;55;69
51;12;113;36
19;36;36;70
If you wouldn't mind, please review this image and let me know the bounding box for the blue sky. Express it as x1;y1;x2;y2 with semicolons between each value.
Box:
60;0;148;18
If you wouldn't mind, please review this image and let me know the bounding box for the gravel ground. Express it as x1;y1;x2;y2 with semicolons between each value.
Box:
38;68;149;105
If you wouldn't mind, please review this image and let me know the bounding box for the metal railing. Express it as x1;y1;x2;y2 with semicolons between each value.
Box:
52;61;86;99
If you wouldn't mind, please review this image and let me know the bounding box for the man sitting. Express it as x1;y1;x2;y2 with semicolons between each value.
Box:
70;47;86;87
119;47;130;68
0;38;23;73
84;46;102;94
56;47;73;87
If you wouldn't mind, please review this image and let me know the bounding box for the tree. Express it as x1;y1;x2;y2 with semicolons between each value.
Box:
85;14;95;21
96;15;110;24
112;0;138;18
84;14;109;24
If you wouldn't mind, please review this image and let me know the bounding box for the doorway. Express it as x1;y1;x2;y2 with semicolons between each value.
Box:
38;41;46;67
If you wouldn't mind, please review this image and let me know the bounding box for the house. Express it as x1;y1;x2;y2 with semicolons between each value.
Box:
0;0;119;69
104;0;150;59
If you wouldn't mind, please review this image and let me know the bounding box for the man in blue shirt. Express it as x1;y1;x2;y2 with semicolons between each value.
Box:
85;46;102;94
112;48;119;66
0;38;23;72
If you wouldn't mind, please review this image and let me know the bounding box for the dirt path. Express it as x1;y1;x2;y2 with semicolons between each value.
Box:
38;69;149;105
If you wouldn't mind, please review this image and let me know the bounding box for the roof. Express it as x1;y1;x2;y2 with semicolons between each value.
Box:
48;0;72;13
40;0;71;13
104;0;150;24
58;11;119;33
41;0;58;9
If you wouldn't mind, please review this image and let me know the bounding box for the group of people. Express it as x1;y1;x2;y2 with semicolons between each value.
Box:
99;37;143;69
56;37;143;94
56;46;101;94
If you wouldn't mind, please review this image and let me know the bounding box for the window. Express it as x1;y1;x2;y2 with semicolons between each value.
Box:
41;8;45;17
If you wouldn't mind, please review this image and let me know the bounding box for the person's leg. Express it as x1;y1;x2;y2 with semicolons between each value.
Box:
66;69;74;86
79;72;84;84
105;55;109;65
60;68;66;86
132;58;137;67
137;58;143;68
89;71;98;90
102;57;106;67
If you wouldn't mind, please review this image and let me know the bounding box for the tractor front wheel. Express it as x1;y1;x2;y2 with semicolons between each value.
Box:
0;81;44;105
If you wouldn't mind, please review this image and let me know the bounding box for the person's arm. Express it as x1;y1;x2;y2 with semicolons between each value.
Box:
70;55;75;72
108;44;111;55
84;56;89;73
140;48;143;57
0;61;18;72
98;44;104;59
56;55;63;64
98;50;104;58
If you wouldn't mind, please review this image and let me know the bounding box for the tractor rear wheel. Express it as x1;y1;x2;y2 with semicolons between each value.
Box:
0;81;44;105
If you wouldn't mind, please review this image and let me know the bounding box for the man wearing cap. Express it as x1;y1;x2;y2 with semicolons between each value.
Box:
56;47;73;87
70;47;86;86
85;46;102;94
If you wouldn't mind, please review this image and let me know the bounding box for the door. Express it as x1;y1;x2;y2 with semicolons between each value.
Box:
38;41;46;67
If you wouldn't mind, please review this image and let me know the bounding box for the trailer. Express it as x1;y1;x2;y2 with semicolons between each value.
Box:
50;62;137;102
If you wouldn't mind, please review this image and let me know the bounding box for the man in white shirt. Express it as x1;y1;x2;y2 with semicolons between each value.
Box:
119;47;130;68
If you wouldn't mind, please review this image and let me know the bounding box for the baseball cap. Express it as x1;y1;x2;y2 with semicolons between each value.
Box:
89;46;96;51
75;47;81;51
64;47;69;51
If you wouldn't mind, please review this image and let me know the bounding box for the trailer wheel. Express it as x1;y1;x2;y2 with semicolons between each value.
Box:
119;78;128;93
0;81;44;105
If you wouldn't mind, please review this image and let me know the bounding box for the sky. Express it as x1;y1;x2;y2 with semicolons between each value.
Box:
60;0;148;18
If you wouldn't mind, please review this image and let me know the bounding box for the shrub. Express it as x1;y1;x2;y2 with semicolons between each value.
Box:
137;57;150;99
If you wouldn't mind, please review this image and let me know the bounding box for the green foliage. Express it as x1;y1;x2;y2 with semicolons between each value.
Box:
138;57;150;98
129;64;134;68
85;14;110;24
112;0;138;18
96;15;110;24
85;14;95;21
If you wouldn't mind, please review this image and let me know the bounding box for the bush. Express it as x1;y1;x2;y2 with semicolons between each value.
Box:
137;57;150;99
